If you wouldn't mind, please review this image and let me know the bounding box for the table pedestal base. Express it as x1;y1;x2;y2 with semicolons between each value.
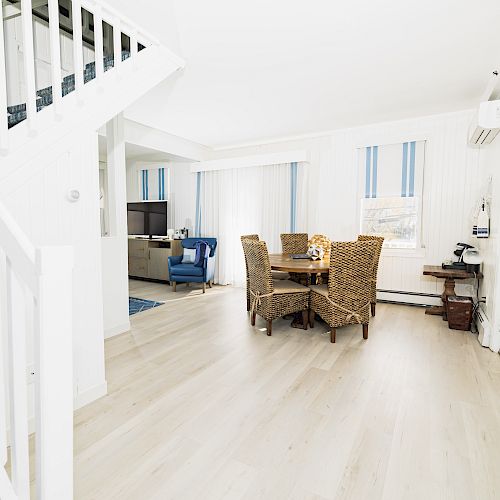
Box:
425;277;456;321
425;306;445;316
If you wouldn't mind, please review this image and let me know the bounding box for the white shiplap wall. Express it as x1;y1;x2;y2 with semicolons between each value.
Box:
0;131;107;408
475;139;500;347
209;109;481;300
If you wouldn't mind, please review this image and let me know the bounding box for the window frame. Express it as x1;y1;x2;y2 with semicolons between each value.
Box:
355;139;427;257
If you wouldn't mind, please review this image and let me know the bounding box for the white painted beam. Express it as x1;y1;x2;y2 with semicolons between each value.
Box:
190;150;309;173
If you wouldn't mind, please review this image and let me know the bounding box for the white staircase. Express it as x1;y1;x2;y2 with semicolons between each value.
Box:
0;1;184;498
0;0;184;189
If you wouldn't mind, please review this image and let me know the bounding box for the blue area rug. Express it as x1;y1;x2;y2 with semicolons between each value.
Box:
129;297;164;316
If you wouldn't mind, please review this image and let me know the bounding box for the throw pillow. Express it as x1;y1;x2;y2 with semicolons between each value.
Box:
181;248;196;264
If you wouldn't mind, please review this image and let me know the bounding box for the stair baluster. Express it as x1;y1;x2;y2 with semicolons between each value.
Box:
5;260;31;500
21;0;37;129
72;0;85;94
94;5;105;82
0;8;8;152
48;0;63;113
113;18;122;72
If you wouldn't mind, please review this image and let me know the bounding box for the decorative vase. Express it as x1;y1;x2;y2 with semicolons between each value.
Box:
307;244;324;261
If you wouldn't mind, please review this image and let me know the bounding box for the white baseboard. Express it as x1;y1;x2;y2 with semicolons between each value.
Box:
104;321;131;339
74;381;108;410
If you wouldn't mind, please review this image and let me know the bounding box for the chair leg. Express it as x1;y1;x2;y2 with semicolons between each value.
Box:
363;324;369;340
330;328;336;343
302;310;309;330
203;282;206;293
371;302;376;317
208;281;212;288
172;282;176;292
246;298;251;312
251;312;256;326
266;320;272;336
309;309;315;328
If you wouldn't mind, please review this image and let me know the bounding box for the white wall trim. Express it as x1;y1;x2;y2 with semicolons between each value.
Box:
104;321;131;339
74;381;108;410
190;150;309;173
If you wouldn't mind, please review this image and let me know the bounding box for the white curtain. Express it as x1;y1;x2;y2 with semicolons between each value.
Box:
199;163;305;286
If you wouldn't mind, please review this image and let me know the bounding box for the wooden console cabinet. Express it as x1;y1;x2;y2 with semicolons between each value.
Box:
128;237;183;282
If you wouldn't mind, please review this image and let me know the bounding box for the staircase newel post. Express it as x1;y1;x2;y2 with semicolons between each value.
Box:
34;246;74;500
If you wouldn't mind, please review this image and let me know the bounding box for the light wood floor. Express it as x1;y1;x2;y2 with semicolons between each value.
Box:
73;280;500;500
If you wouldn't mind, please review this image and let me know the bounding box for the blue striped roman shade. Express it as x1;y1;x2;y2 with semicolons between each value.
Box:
140;167;167;201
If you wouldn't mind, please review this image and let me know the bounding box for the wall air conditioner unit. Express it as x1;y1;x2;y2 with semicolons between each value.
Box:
469;100;500;146
469;71;500;146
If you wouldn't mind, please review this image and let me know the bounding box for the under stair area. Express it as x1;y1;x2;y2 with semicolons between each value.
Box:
0;1;184;498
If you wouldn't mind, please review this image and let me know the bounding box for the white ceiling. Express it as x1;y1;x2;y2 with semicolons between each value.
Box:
124;0;500;148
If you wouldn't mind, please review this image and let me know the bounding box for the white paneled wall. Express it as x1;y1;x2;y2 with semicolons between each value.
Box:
475;139;500;348
2;131;106;407
209;110;482;299
170;162;196;233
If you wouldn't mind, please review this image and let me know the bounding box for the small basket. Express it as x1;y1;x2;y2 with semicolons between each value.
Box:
447;296;473;331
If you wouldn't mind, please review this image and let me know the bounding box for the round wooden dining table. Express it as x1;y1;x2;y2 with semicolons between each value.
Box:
269;253;330;275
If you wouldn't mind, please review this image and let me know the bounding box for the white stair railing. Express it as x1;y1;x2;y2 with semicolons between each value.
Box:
1;0;169;153
0;200;73;500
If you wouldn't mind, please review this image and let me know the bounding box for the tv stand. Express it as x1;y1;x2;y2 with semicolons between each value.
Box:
128;236;183;282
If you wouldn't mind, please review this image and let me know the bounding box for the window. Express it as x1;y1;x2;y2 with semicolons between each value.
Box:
138;166;169;201
358;141;425;250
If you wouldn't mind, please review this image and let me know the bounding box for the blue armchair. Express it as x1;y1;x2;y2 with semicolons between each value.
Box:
168;238;217;293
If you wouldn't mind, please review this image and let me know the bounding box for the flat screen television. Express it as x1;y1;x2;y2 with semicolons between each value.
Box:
127;201;168;238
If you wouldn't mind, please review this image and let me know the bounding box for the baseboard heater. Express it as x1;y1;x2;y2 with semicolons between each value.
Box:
376;289;441;308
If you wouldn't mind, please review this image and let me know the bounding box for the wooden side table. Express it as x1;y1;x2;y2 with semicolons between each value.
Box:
422;265;482;321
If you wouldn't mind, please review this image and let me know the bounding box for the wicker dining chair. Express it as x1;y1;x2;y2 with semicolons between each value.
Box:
241;234;288;312
280;233;309;255
280;233;309;285
357;235;384;316
242;239;310;336
309;241;377;343
241;234;260;312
